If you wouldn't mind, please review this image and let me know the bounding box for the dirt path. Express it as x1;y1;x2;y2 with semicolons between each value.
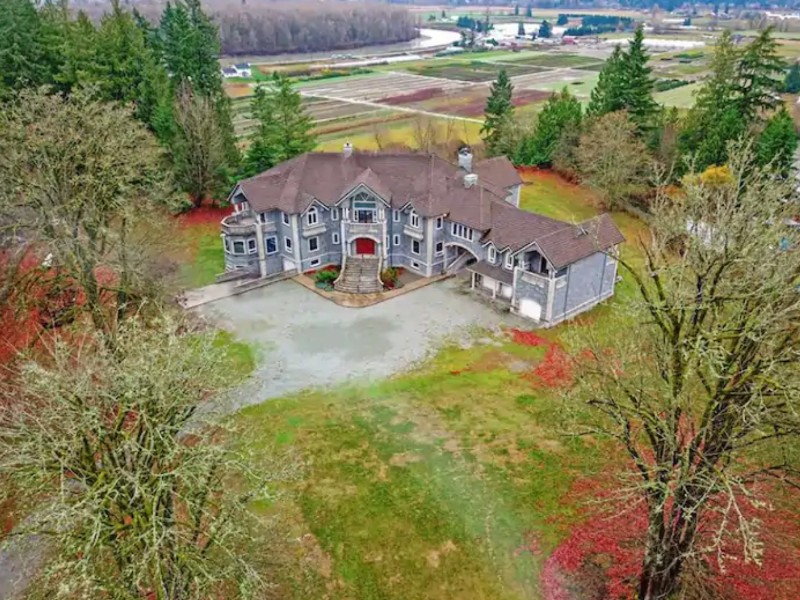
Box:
299;91;484;124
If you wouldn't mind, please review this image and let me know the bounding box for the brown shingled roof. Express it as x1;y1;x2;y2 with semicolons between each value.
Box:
234;151;624;268
473;156;523;188
534;214;626;270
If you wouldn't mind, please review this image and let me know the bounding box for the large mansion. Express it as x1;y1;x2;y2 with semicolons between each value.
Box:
220;146;624;326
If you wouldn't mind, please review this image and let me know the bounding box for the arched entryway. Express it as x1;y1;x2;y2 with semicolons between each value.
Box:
354;237;376;255
444;242;479;273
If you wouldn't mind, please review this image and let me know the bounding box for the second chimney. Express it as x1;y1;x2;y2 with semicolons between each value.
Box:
464;173;478;188
343;142;353;158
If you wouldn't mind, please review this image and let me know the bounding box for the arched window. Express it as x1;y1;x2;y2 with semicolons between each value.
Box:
306;206;318;226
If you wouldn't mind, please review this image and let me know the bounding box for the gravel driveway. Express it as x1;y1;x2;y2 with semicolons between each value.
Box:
198;278;518;411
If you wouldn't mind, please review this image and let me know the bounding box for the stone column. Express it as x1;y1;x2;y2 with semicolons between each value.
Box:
254;220;267;278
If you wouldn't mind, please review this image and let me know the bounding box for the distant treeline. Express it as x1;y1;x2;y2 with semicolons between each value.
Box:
79;1;419;56
563;14;634;37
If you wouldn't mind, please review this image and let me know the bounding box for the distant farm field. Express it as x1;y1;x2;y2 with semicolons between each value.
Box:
406;61;549;82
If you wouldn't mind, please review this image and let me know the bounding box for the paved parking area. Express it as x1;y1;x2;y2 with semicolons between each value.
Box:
198;279;520;411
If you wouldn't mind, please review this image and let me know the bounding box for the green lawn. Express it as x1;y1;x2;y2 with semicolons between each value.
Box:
228;169;649;599
178;229;224;288
654;80;703;108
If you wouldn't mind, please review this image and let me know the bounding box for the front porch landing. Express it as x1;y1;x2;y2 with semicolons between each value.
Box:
294;273;451;308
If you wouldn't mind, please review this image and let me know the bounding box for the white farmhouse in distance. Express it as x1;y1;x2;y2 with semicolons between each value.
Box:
221;63;252;78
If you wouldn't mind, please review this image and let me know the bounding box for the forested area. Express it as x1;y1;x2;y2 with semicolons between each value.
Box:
73;0;419;56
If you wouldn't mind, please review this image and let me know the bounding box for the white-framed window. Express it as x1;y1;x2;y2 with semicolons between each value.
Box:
306;206;318;226
488;246;497;264
451;222;474;242
332;232;340;245
232;240;245;255
265;236;278;254
393;209;400;222
331;207;339;221
309;236;319;252
258;212;269;224
412;239;421;255
435;216;443;230
393;234;400;246
504;252;514;270
435;241;444;255
309;258;321;267
282;212;290;225
247;238;257;254
284;237;293;251
409;209;420;229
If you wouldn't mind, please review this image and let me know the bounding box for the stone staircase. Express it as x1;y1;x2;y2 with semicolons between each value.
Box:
334;256;383;294
446;251;474;275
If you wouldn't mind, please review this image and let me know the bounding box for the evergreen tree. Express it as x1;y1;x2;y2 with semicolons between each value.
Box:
735;27;785;121
538;20;552;38
0;0;55;98
587;45;626;117
244;74;316;176
757;106;798;175
516;88;582;166
785;62;800;93
89;0;167;121
679;29;786;171
514;4;520;16
557;14;569;26
586;28;657;135
518;22;525;37
620;26;658;133
53;11;97;93
525;4;533;18
158;0;239;170
482;69;514;156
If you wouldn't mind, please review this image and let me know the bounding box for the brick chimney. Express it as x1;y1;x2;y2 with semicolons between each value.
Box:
343;142;353;158
464;173;478;188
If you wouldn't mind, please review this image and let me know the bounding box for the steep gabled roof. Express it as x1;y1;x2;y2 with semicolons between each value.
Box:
534;214;626;270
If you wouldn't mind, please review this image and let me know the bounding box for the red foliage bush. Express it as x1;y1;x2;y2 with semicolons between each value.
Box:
0;251;117;366
509;328;549;347
175;204;232;228
541;474;800;600
529;345;573;389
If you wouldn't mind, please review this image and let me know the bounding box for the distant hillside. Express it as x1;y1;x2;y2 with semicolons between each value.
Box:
76;0;419;56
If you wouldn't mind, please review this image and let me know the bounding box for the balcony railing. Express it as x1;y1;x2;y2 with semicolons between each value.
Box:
221;213;257;236
345;220;382;237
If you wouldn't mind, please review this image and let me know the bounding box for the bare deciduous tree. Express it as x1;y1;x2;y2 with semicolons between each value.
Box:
572;144;800;600
0;87;169;342
0;317;280;600
172;83;230;206
576;110;651;210
411;116;437;154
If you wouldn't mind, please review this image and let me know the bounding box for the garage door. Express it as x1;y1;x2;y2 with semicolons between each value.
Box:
519;298;542;321
499;284;512;299
282;258;296;272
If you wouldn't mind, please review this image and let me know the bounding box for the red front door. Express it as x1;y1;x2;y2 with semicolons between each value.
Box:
355;238;376;255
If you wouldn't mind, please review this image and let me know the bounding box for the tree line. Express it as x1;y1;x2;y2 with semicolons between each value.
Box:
484;27;797;210
481;25;800;600
72;0;418;57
